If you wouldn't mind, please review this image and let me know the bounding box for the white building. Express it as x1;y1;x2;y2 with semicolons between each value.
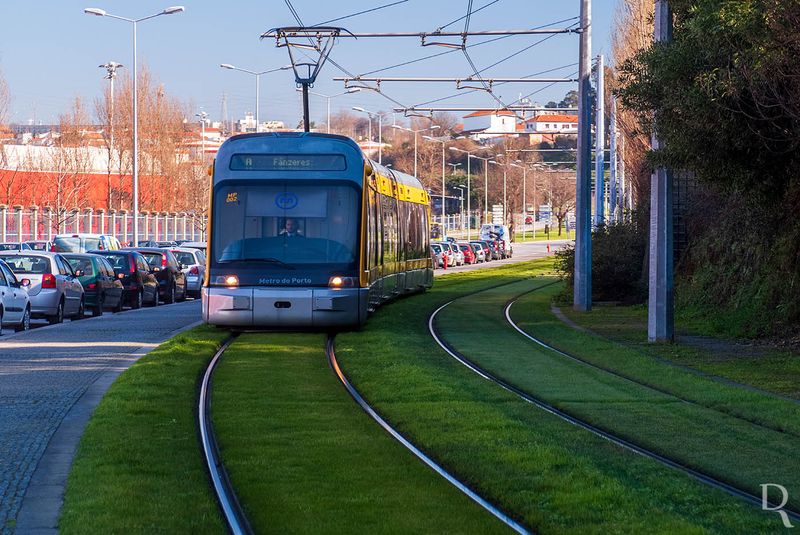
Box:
525;114;578;134
461;110;518;140
236;113;285;133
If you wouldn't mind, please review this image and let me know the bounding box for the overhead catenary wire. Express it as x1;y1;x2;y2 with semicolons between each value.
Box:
313;0;409;26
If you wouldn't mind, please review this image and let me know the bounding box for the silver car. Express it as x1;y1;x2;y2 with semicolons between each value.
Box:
0;252;85;323
0;259;31;334
168;247;206;298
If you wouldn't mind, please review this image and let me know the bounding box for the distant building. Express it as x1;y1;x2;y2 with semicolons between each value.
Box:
236;113;285;133
460;110;518;140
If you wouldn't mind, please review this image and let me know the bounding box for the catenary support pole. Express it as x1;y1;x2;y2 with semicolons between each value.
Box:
574;0;593;312
594;54;605;227
609;97;618;221
648;0;674;342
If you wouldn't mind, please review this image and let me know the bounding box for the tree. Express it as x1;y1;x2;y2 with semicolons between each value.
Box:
546;172;576;236
559;90;579;108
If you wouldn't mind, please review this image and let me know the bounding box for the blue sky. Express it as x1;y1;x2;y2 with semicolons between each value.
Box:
0;0;620;127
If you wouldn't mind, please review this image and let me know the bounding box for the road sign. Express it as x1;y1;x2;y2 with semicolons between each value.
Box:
492;204;504;224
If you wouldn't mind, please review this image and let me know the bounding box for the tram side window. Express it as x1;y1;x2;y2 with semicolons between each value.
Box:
381;194;398;264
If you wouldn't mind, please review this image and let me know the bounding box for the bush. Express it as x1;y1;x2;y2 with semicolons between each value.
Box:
554;217;647;305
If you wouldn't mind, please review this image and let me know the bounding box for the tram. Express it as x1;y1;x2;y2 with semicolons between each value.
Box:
202;132;433;328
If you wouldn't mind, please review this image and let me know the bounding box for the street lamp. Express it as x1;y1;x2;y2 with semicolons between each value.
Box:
99;62;123;149
221;64;291;133
454;185;466;231
489;157;509;225
85;5;185;247
423;135;450;239
195;111;208;162
298;88;360;134
391;123;439;177
352;106;382;164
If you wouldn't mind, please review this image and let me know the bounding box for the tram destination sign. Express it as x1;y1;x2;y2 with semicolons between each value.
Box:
230;153;347;171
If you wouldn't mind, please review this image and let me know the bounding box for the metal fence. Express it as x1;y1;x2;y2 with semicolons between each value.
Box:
0;205;207;245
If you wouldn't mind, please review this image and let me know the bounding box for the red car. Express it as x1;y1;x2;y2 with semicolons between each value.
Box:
457;242;476;264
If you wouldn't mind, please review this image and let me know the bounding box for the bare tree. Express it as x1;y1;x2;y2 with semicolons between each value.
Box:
546;171;577;236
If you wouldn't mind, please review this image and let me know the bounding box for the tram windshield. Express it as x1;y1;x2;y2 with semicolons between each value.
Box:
212;182;360;269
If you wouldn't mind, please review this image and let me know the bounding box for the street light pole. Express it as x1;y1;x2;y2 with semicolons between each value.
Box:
353;107;383;163
424;135;449;239
301;88;360;134
85;5;185;246
221;64;292;133
392;124;439;177
99;62;123;149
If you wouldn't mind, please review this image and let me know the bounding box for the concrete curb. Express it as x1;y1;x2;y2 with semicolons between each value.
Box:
13;319;204;534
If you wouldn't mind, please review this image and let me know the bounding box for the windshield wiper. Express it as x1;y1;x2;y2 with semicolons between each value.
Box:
219;257;295;269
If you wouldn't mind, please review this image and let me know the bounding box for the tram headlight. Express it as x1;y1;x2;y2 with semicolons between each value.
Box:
328;276;356;288
214;275;239;287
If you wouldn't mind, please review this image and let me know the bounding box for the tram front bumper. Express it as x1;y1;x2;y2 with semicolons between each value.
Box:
202;286;368;328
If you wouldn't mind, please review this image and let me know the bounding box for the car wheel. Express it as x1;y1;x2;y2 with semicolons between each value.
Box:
113;295;124;313
148;289;158;307
73;299;85;320
132;290;143;309
166;283;176;304
0;308;4;336
94;294;104;317
15;307;30;332
48;299;64;325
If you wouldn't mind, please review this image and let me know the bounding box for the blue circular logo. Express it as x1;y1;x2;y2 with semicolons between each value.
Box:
275;192;299;210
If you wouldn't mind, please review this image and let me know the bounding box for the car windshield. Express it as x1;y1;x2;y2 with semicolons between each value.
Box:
26;242;48;250
431;244;441;252
0;244;26;251
54;236;101;252
1;255;50;274
213;182;360;269
173;252;195;266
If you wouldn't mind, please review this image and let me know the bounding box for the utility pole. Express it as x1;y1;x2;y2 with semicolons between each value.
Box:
574;0;593;312
594;54;605;227
648;0;674;342
609;97;618;222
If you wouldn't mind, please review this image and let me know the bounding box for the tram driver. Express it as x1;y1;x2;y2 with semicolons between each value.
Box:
279;217;304;237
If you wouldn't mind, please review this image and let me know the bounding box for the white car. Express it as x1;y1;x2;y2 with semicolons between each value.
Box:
0;258;31;334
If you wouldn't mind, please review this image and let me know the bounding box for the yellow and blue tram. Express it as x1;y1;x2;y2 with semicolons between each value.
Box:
202;132;433;328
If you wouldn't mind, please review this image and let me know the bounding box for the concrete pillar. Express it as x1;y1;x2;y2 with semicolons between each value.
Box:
0;205;7;242
44;207;54;241
143;211;150;243
14;205;23;242
30;206;39;241
181;213;188;241
97;209;106;235
594;54;605;227
120;210;128;245
648;0;674;342
574;0;593;312
72;210;80;233
85;208;93;234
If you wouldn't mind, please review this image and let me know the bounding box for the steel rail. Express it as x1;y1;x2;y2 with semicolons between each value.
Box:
325;335;530;534
199;334;254;535
429;287;800;522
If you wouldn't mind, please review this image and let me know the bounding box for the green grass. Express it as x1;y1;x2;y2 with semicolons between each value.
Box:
436;279;800;508
514;230;575;242
335;260;783;532
560;301;800;400
60;326;228;534
211;333;503;533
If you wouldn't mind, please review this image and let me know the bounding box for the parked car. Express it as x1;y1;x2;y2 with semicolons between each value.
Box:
457;242;476;264
63;253;125;316
448;242;464;266
25;240;52;251
179;241;207;254
472;240;493;261
430;243;444;269
90;249;159;308
431;241;454;267
156;241;178;248
0;258;31;334
0;243;31;251
0;251;84;323
125;247;187;304
53;233;122;253
168;247;205;298
468;241;487;263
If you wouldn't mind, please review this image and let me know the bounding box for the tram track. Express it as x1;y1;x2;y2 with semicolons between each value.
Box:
198;333;254;535
326;335;531;535
429;280;800;522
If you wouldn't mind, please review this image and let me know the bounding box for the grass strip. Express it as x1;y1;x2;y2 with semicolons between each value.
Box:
60;326;228;534
561;302;800;401
210;332;503;533
436;279;800;510
336;260;781;532
513;284;800;436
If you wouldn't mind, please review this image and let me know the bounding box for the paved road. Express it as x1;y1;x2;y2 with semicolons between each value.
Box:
435;239;572;275
0;300;202;534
